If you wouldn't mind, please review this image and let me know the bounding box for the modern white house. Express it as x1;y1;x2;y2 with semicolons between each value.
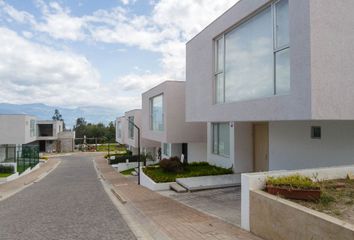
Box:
115;111;160;156
1;115;75;157
186;0;354;172
0;114;37;164
124;109;160;155
142;81;207;162
37;120;65;153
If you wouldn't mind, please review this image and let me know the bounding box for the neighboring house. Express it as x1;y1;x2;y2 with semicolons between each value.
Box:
37;120;75;153
0;114;37;165
115;111;160;157
186;0;354;172
142;81;207;162
124;109;160;156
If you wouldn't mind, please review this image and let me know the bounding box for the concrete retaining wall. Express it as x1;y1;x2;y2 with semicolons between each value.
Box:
140;167;173;191
250;190;354;240
241;164;354;231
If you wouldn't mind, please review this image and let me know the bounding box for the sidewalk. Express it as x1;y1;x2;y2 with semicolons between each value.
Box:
95;157;262;240
0;159;60;200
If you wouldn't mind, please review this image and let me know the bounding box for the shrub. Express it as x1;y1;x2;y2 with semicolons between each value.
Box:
0;165;15;174
266;174;320;190
159;156;184;173
126;150;133;156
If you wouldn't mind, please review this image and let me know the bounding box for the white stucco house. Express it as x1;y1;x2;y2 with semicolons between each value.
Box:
115;111;160;156
37;120;73;153
142;81;207;162
1;115;75;158
0;114;37;164
186;0;354;172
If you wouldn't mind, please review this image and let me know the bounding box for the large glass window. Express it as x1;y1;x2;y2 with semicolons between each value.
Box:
163;143;171;156
128;116;134;139
215;0;290;103
117;121;122;138
150;94;164;131
211;123;230;157
30;120;36;137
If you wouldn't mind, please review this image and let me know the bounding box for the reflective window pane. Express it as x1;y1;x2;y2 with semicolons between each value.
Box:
212;124;218;154
218;123;230;156
215;73;224;104
276;0;289;48
211;123;230;157
216;38;224;73
151;95;164;131
128;116;134;139
224;7;273;102
275;48;290;95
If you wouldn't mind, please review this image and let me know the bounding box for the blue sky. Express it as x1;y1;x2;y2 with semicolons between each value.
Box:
0;0;238;118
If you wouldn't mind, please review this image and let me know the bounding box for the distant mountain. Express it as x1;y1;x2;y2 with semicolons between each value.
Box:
0;103;121;128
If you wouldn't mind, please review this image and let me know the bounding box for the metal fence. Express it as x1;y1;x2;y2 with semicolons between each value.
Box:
0;145;39;174
17;146;39;174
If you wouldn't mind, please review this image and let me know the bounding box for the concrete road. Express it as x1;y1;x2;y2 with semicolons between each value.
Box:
0;153;136;240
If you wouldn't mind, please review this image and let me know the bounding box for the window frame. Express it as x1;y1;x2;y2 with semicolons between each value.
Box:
30;119;36;137
213;0;290;103
117;121;122;139
211;123;230;157
128;116;134;139
150;94;164;131
311;126;321;139
163;143;171;156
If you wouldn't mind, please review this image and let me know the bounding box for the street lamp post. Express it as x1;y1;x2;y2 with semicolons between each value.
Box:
127;119;141;185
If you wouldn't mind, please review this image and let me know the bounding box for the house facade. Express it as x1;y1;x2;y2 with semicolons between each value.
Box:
124;109;160;156
36;120;75;153
186;0;354;172
0;114;37;164
142;81;207;162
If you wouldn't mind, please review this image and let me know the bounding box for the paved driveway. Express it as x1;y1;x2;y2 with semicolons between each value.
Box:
0;153;136;240
165;187;241;226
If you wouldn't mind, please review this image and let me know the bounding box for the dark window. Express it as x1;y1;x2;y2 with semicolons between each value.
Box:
311;126;321;139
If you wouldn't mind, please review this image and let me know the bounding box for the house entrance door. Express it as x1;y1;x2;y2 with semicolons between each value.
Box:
254;123;269;172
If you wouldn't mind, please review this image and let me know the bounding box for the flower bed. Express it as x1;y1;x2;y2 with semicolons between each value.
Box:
143;162;233;183
265;174;321;201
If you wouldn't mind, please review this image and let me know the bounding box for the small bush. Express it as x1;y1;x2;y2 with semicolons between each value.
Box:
266;174;320;190
159;156;184;173
0;165;15;174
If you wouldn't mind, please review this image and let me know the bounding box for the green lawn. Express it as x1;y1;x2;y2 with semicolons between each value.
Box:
143;162;233;183
120;168;136;176
0;173;13;178
96;144;126;152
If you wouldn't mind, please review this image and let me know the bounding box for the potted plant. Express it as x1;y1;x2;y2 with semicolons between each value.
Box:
265;174;321;201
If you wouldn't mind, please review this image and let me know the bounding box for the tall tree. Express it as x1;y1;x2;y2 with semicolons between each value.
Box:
52;109;65;130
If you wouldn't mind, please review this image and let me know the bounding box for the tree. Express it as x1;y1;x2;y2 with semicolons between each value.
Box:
52;109;66;130
52;109;63;121
73;118;117;143
73;117;87;139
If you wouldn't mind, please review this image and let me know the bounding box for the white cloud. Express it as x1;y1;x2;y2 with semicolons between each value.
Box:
0;0;240;112
120;0;136;5
0;27;139;111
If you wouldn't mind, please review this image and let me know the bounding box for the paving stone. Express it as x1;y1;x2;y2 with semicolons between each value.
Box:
0;153;136;240
95;157;262;240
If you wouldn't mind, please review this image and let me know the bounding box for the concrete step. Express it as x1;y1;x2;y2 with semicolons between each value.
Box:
131;171;138;176
170;182;187;193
